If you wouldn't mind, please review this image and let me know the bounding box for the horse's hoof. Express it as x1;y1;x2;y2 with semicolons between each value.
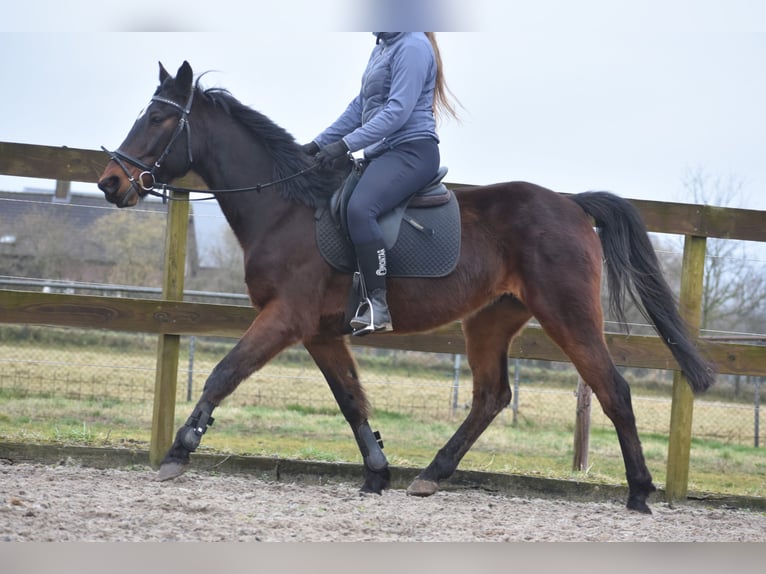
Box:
360;467;390;495
626;497;652;514
360;481;385;495
359;487;383;496
406;478;439;497
156;461;189;482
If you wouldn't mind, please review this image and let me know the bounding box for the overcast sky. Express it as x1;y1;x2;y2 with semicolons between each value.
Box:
1;0;764;212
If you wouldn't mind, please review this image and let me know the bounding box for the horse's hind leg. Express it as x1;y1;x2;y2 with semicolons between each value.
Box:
531;289;656;512
553;338;655;512
304;334;390;494
408;295;531;497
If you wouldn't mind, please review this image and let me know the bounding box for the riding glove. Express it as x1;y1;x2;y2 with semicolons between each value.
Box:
301;141;320;156
314;140;350;169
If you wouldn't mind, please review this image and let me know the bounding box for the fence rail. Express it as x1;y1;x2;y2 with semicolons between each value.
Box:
2;288;764;376
2;141;766;501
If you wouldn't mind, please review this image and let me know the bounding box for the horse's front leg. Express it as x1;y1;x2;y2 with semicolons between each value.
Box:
304;334;390;494
157;304;301;481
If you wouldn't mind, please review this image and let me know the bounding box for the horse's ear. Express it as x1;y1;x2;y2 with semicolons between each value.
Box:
159;62;170;83
176;61;193;94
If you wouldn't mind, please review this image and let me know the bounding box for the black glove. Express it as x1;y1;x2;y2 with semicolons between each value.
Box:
314;140;350;169
301;141;320;156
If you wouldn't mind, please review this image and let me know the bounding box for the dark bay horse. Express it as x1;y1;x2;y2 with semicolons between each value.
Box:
98;61;714;513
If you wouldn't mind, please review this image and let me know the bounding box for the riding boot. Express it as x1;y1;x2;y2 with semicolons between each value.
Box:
350;240;393;336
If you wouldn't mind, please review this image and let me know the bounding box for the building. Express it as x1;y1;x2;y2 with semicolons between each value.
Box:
0;183;199;286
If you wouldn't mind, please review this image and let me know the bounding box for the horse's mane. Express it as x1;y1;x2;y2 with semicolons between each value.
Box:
199;85;342;208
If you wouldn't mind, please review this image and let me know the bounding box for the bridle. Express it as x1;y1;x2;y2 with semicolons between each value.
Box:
102;87;321;204
102;88;195;201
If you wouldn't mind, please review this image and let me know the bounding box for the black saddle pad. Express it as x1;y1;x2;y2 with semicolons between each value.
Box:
315;191;461;278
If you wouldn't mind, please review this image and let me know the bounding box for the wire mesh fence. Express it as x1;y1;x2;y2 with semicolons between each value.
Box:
1;189;764;452
0;325;762;448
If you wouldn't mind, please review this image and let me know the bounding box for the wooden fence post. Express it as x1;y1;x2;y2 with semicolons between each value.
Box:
665;234;706;503
149;192;190;468
572;378;592;471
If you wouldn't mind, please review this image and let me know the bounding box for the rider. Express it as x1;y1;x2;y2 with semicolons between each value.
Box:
304;32;458;336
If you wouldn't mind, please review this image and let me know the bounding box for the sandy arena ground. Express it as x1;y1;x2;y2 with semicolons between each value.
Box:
1;460;765;542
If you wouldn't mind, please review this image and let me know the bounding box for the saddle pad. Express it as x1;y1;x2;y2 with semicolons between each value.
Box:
315;191;461;278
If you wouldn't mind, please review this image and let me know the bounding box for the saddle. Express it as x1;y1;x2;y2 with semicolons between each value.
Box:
314;159;461;278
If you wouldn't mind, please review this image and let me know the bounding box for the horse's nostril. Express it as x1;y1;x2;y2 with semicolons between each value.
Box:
98;175;119;195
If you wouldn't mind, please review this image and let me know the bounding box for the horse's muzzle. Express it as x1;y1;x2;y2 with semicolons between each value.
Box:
98;173;139;208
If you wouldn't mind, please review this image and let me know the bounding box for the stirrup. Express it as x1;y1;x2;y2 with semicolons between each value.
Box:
350;297;373;333
350;297;392;336
352;322;378;337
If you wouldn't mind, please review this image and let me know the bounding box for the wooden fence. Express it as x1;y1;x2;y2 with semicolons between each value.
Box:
2;142;766;502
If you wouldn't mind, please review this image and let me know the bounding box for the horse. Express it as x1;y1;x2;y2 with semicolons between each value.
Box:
97;61;714;514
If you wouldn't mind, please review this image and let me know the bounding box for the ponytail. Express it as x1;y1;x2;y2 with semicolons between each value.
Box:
425;32;461;124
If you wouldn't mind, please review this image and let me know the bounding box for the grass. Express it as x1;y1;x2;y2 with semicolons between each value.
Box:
0;391;763;498
0;328;763;499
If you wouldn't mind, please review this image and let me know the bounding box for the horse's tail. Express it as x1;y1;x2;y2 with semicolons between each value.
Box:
570;191;715;393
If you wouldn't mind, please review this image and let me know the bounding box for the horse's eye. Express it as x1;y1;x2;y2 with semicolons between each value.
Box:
149;114;164;125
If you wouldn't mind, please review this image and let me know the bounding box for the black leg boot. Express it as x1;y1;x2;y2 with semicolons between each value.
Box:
350;240;393;336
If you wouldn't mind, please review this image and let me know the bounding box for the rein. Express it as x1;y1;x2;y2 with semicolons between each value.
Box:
102;88;321;204
141;162;322;203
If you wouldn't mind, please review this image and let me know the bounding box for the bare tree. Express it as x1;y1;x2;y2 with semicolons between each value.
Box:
682;168;766;335
12;206;82;280
599;168;766;340
89;209;166;287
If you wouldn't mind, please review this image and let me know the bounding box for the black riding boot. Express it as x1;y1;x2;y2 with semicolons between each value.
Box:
350;240;393;336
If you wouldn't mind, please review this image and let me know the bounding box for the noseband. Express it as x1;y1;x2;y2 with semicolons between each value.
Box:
102;88;195;197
